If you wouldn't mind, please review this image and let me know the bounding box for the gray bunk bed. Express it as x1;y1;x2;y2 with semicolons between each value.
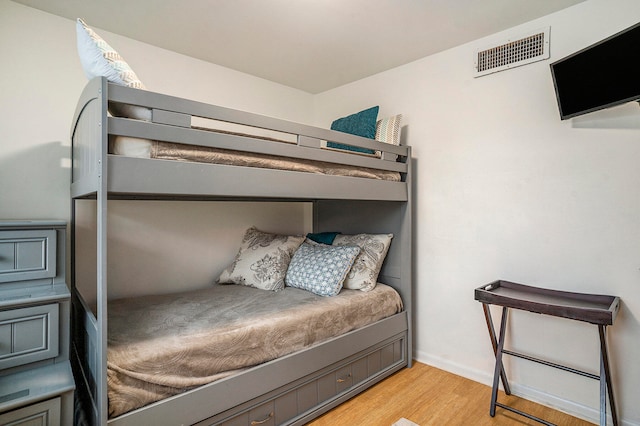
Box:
70;77;413;426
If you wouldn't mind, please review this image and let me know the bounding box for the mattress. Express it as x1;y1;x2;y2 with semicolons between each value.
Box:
110;131;401;182
107;283;403;418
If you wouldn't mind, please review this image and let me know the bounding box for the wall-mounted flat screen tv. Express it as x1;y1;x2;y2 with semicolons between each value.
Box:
550;22;640;120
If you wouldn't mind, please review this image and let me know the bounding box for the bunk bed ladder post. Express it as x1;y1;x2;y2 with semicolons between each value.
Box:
70;93;78;424
96;77;110;426
404;147;413;367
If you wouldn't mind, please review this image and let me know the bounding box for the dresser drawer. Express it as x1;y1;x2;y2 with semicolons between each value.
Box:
0;397;61;426
0;304;59;369
0;230;57;284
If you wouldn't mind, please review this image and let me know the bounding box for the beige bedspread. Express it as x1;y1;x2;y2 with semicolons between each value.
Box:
151;141;401;181
107;283;403;418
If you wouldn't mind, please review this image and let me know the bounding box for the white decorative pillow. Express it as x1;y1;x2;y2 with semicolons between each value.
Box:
218;227;305;291
375;114;402;157
332;233;393;291
285;241;360;297
109;136;154;158
375;114;403;146
76;18;152;121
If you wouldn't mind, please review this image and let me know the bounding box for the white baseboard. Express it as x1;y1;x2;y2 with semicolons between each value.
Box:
412;351;632;425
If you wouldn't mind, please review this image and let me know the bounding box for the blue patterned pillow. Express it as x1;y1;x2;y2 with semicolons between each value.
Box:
327;106;379;154
286;242;360;296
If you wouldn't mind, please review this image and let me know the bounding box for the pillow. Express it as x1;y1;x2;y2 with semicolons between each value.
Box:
76;18;152;121
306;232;340;245
109;135;154;158
376;114;403;146
218;227;305;291
332;233;393;291
285;241;360;297
326;106;379;154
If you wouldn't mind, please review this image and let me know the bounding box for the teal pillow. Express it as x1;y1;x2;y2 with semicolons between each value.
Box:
327;106;379;154
306;232;340;245
286;242;360;297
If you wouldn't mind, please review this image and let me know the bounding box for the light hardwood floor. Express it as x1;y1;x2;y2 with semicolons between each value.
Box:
307;362;594;426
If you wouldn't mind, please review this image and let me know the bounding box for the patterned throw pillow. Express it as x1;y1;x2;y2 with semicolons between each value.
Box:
332;233;393;292
218;227;305;291
375;114;402;158
285;241;361;297
376;114;403;146
76;18;152;121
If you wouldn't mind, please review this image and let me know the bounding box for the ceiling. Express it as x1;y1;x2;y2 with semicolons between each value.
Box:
14;0;586;93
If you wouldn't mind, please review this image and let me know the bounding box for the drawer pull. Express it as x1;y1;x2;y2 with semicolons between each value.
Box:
250;412;274;425
337;373;352;383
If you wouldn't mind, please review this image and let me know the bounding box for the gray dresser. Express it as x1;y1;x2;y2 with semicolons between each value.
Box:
0;221;75;426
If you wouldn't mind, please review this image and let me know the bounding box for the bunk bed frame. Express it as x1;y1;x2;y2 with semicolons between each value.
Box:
70;77;413;426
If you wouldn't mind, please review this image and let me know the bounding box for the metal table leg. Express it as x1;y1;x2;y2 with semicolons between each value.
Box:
599;325;618;426
485;306;556;426
482;303;511;396
490;306;509;416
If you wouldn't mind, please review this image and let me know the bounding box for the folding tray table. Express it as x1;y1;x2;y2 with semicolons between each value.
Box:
475;280;620;426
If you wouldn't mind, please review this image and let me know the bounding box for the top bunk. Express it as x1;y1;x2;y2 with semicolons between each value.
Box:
71;77;411;202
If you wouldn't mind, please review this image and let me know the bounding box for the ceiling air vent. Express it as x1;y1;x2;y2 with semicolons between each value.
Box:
474;27;550;77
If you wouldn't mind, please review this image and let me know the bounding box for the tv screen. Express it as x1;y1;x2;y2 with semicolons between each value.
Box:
550;22;640;120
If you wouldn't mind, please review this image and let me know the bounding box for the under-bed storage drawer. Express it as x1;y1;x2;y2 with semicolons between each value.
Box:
0;304;59;370
219;401;274;426
207;334;405;426
0;397;61;426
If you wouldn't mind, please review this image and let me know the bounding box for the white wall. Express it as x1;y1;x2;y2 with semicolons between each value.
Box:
0;1;315;298
74;200;311;307
314;0;640;423
2;0;639;424
0;0;315;219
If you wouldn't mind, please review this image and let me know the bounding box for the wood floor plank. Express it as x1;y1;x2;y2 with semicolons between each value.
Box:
306;362;594;426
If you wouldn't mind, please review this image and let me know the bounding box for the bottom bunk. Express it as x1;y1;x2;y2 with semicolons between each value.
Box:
71;199;412;426
108;283;403;418
72;288;408;426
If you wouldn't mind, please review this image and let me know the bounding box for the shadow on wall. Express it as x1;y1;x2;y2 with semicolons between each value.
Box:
572;102;640;129
0;141;70;220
